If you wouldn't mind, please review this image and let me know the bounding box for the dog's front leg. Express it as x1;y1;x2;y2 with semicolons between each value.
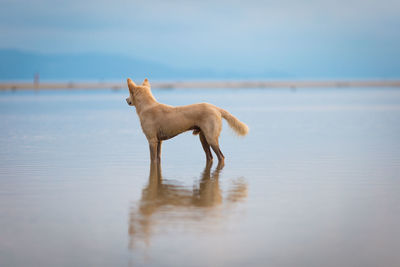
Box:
157;141;162;162
149;140;158;162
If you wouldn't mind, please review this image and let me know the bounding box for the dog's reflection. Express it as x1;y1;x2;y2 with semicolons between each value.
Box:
128;161;247;248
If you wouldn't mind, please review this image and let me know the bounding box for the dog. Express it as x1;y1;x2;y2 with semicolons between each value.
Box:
126;78;248;164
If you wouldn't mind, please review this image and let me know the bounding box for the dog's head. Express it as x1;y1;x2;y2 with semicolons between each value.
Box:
126;78;151;106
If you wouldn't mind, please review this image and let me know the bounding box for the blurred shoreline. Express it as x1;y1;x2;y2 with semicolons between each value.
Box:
1;80;400;91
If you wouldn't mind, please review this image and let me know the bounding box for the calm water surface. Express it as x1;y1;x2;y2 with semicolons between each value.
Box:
0;88;399;266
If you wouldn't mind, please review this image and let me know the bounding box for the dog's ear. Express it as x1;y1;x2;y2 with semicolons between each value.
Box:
127;78;136;92
127;78;136;87
142;78;150;87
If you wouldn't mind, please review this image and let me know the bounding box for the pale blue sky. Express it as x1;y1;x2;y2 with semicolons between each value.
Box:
1;0;399;78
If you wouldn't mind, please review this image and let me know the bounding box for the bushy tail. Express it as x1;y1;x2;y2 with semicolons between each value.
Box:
219;108;249;136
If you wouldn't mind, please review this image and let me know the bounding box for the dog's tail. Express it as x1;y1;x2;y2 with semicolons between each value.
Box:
218;108;249;136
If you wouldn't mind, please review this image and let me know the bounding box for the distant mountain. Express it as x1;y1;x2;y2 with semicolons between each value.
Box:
0;49;291;81
0;49;178;80
1;49;399;81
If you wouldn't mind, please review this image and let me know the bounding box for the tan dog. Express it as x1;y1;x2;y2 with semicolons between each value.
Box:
126;78;248;164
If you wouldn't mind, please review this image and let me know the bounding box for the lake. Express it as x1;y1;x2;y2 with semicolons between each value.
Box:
0;87;399;266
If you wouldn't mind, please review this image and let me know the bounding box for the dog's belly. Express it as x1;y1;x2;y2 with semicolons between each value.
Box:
157;125;200;141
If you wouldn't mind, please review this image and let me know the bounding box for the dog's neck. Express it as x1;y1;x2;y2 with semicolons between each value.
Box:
134;90;158;113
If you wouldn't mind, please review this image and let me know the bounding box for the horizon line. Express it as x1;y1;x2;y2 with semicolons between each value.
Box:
1;80;400;91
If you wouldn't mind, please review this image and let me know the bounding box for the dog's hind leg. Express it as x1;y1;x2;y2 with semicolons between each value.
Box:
202;120;224;164
206;136;224;164
210;143;225;164
199;131;213;162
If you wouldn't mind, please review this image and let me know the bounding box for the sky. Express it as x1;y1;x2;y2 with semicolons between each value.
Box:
1;0;400;78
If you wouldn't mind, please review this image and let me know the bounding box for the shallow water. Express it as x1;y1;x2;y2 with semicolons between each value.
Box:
0;87;399;267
